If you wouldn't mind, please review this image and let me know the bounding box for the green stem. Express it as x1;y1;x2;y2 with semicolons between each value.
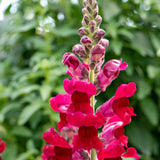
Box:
90;69;95;112
90;68;96;160
91;148;96;160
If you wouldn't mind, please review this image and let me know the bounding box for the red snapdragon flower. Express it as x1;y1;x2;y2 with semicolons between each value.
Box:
42;127;72;160
97;140;140;160
0;138;6;160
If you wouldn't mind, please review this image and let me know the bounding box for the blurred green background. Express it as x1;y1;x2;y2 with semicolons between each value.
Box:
0;0;160;159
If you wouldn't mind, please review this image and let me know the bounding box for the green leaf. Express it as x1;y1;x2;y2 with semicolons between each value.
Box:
131;32;154;57
11;85;39;99
147;65;160;79
40;84;52;100
18;103;42;125
0;103;21;122
137;80;151;100
2;142;17;160
52;27;77;37
102;1;121;21
150;33;160;57
126;122;159;156
140;98;159;126
111;39;123;55
12;126;32;137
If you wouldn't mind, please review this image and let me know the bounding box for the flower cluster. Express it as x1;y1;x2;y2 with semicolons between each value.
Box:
41;0;140;160
0;138;6;160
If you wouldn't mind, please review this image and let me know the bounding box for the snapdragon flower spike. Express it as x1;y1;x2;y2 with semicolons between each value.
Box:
42;0;140;159
63;53;89;80
95;59;128;93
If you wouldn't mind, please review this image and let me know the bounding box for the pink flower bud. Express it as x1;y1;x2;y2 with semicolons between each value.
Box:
62;53;89;80
103;59;125;79
84;15;90;25
97;29;105;38
89;20;96;33
81;36;92;48
63;53;79;70
82;8;86;15
95;59;128;92
78;27;89;37
91;44;105;61
93;8;98;18
95;15;102;26
89;0;93;5
83;0;87;7
73;44;85;54
99;39;109;48
87;5;92;13
93;1;98;9
72;44;88;59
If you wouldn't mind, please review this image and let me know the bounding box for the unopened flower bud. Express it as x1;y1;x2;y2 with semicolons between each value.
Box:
97;29;105;38
81;36;92;48
72;44;88;59
82;8;86;15
62;53;89;80
92;8;98;18
87;5;92;13
93;1;98;9
99;39;109;48
63;53;79;70
89;0;93;5
73;44;85;54
95;59;128;92
78;27;89;37
83;0;87;7
84;15;90;25
92;32;101;43
89;20;96;33
95;15;102;26
90;62;96;70
91;44;105;61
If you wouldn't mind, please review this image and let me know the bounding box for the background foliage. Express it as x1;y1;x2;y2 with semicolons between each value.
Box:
0;0;160;159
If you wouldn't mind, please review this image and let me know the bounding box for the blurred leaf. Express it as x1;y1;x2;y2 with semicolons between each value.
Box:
2;142;17;160
11;85;39;99
111;39;123;55
12;126;32;137
102;1;121;21
126;122;159;156
150;33;160;57
140;98;159;126
0;103;21;122
137;80;151;100
40;84;52;100
118;29;134;40
147;65;160;79
131;32;154;57
52;26;77;37
18;103;42;125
